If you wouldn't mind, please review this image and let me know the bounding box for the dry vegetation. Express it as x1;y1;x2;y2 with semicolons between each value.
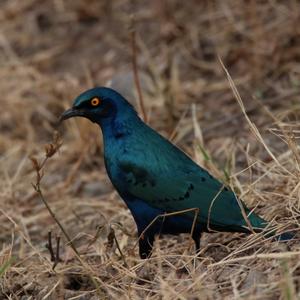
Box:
1;0;300;299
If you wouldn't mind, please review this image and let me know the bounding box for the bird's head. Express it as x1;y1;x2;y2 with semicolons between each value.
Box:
60;87;136;125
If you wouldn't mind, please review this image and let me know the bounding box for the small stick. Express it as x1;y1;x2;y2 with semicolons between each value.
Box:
110;226;128;267
31;132;80;258
54;235;61;269
46;231;55;262
33;182;80;258
45;231;62;270
30;132;104;294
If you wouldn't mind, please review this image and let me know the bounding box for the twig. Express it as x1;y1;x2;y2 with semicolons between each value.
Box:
46;231;55;262
110;226;128;267
30;132;105;294
218;55;293;177
209;251;300;268
30;131;80;258
45;231;62;270
32;182;80;257
86;224;128;266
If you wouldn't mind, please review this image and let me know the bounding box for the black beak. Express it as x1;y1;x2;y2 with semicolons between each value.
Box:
59;108;84;123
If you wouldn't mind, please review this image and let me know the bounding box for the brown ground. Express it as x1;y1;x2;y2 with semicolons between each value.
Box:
1;1;300;299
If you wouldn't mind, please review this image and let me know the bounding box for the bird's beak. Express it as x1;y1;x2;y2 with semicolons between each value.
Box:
59;108;84;123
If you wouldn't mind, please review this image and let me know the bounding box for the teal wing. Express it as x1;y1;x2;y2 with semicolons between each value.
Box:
118;137;266;231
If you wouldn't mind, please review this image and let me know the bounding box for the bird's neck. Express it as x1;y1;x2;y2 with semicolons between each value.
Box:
98;110;141;140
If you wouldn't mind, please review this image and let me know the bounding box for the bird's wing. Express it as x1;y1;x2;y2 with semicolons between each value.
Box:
118;145;264;230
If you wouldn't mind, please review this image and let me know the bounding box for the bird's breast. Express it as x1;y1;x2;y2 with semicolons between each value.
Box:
103;144;130;192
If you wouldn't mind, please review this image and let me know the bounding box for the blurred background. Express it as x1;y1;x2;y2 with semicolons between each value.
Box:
1;1;300;299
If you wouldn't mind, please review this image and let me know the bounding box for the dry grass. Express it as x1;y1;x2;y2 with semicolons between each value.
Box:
1;0;300;299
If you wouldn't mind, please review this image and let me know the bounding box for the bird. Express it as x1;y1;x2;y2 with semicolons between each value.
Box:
60;87;293;259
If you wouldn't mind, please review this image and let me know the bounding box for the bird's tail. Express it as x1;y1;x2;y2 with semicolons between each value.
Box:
245;212;295;241
275;231;295;241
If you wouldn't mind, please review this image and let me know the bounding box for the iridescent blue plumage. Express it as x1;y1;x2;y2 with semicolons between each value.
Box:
61;87;293;258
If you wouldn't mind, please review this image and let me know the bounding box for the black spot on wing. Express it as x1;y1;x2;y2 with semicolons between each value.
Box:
184;191;190;199
122;163;156;189
131;178;156;188
171;182;195;202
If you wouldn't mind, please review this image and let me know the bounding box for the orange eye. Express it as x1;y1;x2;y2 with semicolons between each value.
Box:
91;97;100;106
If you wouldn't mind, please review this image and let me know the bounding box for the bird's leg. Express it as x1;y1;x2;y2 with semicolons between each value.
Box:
138;207;200;242
190;207;202;254
135;208;200;258
192;231;202;254
138;233;154;259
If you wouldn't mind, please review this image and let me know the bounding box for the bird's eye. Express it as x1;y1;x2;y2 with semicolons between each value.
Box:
91;97;101;106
